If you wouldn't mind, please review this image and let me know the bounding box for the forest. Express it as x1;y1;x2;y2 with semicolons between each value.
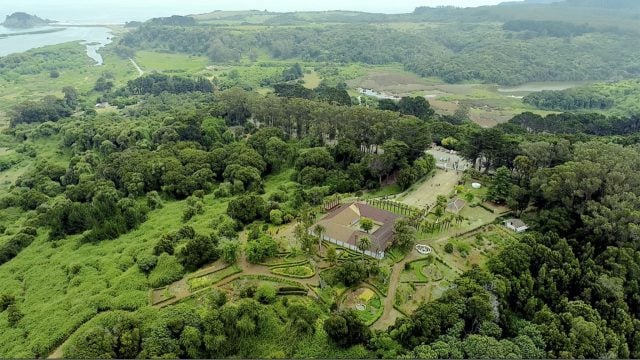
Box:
120;12;640;86
1;0;640;359
523;79;640;116
1;69;639;357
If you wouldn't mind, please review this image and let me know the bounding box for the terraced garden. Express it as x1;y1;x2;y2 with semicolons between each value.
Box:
341;287;384;325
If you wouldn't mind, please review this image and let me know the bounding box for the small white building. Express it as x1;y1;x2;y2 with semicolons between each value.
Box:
504;218;529;233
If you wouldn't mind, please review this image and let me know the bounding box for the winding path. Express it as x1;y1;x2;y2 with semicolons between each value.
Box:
153;254;322;309
130;58;144;76
371;249;421;329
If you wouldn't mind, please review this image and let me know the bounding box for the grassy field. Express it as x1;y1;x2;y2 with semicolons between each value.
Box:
302;70;322;89
135;51;209;74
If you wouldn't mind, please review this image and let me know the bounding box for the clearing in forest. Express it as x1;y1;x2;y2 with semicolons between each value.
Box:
398;148;470;209
399;169;460;209
135;51;209;73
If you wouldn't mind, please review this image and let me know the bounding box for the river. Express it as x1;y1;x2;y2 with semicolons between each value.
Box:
0;25;113;65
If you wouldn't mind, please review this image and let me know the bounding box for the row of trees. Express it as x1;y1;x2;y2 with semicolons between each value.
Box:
123;73;214;96
503;111;640;136
523;89;614;111
273;83;351;106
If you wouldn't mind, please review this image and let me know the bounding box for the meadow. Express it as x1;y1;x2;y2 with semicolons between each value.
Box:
134;51;209;74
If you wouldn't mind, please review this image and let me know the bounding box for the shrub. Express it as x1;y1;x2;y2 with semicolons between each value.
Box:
0;233;35;266
0;293;15;311
238;282;258;298
268;190;288;203
227;194;267;224
214;182;232;198
136;254;158;273
444;243;454;254
177;226;196;239
216;216;239;238
153;235;175;256
179;234;220;271
146;191;163;210
269;209;283;225
183;197;204;222
20;227;37;236
148;253;185;288
7;304;23;327
255;284;277;304
220;240;240;264
324;310;371;347
182;206;197;222
246;235;278;264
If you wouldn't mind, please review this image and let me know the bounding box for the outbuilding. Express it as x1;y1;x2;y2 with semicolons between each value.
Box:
504;218;529;233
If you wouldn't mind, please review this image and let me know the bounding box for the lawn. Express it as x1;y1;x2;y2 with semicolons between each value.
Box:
395;257;458;314
361;184;402;199
416;204;498;243
302;70;322;89
435;225;518;272
345;64;564;128
341;287;383;325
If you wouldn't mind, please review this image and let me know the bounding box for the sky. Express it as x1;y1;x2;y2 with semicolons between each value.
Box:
2;0;522;23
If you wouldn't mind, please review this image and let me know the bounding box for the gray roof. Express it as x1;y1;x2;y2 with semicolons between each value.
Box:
505;218;528;228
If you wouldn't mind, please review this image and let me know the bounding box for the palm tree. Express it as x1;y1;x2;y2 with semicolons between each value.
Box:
313;224;326;252
358;236;372;259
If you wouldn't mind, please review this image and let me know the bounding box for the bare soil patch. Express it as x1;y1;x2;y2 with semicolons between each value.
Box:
399;169;460;209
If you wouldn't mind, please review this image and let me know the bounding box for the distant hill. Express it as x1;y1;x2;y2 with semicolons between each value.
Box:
2;12;51;29
564;0;640;8
520;0;564;3
516;0;640;6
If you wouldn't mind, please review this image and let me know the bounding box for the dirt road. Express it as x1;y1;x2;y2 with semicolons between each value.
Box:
130;58;144;76
399;169;461;209
371;250;422;330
